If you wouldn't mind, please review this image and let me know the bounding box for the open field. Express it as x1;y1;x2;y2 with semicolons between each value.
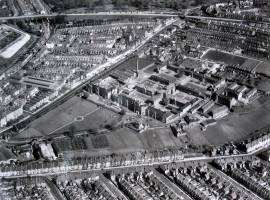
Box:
102;57;155;79
139;128;183;149
254;75;270;91
58;126;183;158
22;96;100;136
144;64;158;74
107;128;145;152
53;107;120;134
118;57;154;71
256;62;270;77
14;128;44;140
61;127;145;157
240;59;260;71
202;50;259;70
188;98;270;145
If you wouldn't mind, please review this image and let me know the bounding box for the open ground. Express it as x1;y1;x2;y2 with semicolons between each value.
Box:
202;49;259;70
17;96;118;137
188;97;270;146
59;126;184;158
18;96;183;157
102;57;155;79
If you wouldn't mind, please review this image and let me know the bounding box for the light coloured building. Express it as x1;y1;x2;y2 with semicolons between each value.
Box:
39;143;57;161
0;106;23;127
210;105;229;119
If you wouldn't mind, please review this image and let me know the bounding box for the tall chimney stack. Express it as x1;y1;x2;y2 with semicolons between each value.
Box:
136;56;139;77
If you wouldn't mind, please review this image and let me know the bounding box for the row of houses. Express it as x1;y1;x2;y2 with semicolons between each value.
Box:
62;179;118;200
244;129;270;153
215;156;270;200
115;169;191;200
160;161;260;200
0;149;184;177
0;84;39;128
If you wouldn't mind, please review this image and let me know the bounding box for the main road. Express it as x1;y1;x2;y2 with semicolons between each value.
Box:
1;147;266;179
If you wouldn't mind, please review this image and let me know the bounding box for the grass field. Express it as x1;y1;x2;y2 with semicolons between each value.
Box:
102;57;155;79
240;59;260;71
24;97;100;136
144;64;158;74
53;107;120;134
256;62;270;76
139;128;183;149
188;99;270;145
202;50;259;70
14;128;44;140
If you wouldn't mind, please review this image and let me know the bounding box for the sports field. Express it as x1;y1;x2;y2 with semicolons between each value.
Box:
20;96;118;137
52;107;120;135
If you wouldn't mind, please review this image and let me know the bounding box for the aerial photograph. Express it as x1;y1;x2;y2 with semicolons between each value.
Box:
0;0;270;199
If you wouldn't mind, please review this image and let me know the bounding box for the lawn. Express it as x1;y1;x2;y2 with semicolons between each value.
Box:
52;107;120;135
144;64;158;74
107;127;145;152
26;96;99;136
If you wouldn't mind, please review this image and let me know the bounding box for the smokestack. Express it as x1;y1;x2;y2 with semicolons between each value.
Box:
136;56;139;73
136;56;139;77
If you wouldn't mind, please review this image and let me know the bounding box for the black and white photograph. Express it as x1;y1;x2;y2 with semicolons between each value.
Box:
0;0;270;199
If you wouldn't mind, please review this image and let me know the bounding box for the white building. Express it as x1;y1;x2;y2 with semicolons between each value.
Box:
39;143;57;161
